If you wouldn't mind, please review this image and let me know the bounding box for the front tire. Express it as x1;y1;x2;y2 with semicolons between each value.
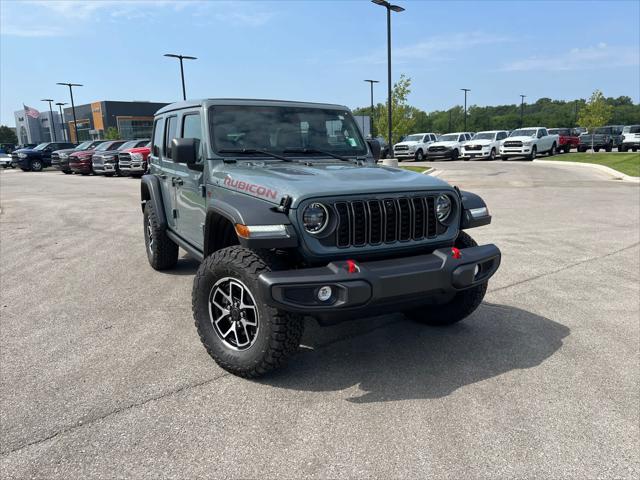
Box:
528;146;537;161
143;202;178;270
192;246;304;378
404;232;487;326
489;148;496;160
414;149;424;162
30;159;43;172
451;149;459;161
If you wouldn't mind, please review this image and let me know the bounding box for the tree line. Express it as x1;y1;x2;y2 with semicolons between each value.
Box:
353;75;640;142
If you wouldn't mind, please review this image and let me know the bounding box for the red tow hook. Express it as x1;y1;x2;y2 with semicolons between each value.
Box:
451;247;462;259
346;259;358;273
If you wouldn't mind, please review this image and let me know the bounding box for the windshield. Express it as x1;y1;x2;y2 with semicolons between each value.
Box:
438;134;459;142
75;141;93;150
210;105;367;158
118;141;138;151
95;142;112;151
404;134;424;142
510;129;536;137
594;127;611;134
33;143;49;150
472;132;496;140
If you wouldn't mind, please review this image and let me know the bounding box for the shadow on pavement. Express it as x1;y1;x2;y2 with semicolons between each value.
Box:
262;302;569;403
161;255;200;276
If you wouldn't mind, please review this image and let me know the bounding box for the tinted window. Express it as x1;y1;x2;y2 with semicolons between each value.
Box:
107;141;126;150
182;113;203;161
164;116;177;159
152;118;164;156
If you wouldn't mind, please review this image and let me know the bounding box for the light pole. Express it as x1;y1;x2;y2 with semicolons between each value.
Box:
372;0;404;157
40;98;56;141
461;88;470;131
57;83;82;143
55;102;68;141
519;94;526;128
164;53;197;100
364;79;379;137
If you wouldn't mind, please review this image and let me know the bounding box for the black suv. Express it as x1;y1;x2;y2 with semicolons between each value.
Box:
13;142;75;171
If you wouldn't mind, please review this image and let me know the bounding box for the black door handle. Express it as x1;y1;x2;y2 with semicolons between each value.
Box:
173;178;184;186
159;174;167;180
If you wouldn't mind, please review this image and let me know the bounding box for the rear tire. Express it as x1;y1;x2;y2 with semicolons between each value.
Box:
192;246;304;378
548;143;556;156
143;202;178;270
404;232;487;326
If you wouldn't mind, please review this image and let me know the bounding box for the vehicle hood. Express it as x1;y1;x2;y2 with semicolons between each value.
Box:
125;146;151;154
394;140;420;147
505;136;536;142
211;160;452;207
464;139;493;147
15;148;40;155
430;141;459;148
53;148;78;155
70;150;96;159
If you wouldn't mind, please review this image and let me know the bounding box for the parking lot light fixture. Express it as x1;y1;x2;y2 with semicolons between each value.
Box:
461;89;470;131
55;102;68;141
57;83;82;143
364;79;379;136
164;53;197;101
40;98;56;141
371;0;404;158
520;94;526;128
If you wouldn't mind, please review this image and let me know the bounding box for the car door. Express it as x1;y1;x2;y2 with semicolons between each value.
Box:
173;110;206;248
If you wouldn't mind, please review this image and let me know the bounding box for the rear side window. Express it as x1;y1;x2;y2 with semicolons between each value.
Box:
152;118;164;156
107;141;125;150
164;116;177;159
182;113;203;162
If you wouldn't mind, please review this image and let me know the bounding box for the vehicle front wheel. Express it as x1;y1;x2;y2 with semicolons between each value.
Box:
528;146;537;160
143;201;178;270
30;159;43;172
451;149;459;161
605;143;613;152
192;246;304;378
62;170;72;174
415;149;424;161
404;232;487;326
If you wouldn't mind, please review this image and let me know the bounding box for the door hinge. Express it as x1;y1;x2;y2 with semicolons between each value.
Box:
172;209;178;219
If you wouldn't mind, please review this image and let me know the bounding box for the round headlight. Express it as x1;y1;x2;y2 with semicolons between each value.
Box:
436;195;452;222
303;203;329;234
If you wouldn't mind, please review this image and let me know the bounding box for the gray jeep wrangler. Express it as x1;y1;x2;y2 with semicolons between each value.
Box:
141;99;501;378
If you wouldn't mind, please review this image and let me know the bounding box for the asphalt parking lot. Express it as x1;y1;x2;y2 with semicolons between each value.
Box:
1;162;638;478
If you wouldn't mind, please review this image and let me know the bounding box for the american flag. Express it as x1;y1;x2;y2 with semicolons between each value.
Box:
23;104;40;119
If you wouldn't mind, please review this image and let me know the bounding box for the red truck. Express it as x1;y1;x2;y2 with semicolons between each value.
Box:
548;128;580;153
118;142;151;177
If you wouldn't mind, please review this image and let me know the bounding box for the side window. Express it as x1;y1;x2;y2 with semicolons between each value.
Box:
151;118;164;156
540;129;547;137
182;113;203;162
164;116;177;159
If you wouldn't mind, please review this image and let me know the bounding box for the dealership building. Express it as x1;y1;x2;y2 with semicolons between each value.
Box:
14;108;66;145
62;100;168;142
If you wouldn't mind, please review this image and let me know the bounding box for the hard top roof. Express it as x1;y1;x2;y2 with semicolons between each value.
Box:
156;98;350;115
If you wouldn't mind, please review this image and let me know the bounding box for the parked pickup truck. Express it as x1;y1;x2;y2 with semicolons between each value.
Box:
577;125;624;152
12;141;76;171
548;128;579;153
620;125;640;152
119;142;152;177
460;130;509;160
393;133;438;161
140;98;501;377
52;140;105;174
500;127;559;160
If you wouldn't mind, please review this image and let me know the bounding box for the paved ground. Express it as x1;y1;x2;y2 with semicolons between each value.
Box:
1;162;638;479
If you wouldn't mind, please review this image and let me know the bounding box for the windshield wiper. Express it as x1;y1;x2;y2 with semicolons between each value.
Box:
218;148;292;162
283;148;352;162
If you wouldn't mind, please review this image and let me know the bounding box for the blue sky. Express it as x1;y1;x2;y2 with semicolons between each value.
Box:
1;0;639;126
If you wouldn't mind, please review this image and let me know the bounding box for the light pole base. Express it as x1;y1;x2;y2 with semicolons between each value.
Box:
382;158;399;168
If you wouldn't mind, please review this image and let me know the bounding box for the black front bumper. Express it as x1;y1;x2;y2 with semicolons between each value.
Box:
258;244;501;314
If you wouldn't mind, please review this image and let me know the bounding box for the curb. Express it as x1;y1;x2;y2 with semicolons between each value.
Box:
533;159;639;183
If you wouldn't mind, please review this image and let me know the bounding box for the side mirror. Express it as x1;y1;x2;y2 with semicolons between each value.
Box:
367;139;381;161
172;137;199;165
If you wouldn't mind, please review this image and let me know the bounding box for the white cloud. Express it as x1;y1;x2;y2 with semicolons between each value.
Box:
347;32;511;65
502;43;639;71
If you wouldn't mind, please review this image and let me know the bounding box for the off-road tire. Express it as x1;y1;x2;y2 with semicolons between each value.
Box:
404;231;487;326
528;146;537;161
192;246;304;378
30;159;43;172
143;202;178;270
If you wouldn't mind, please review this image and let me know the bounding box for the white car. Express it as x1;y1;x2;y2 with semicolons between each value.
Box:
393;133;438;161
620;125;640;152
461;130;509;161
500;127;559;160
425;132;472;160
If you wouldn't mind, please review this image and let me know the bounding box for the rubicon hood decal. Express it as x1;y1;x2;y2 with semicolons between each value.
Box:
224;176;278;200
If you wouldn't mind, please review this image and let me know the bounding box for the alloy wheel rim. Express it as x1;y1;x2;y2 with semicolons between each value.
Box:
146;219;154;254
209;277;259;351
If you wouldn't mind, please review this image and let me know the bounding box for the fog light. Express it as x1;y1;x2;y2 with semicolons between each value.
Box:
317;286;332;302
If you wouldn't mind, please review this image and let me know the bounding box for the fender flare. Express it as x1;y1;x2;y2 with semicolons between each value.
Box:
140;174;167;229
458;190;491;229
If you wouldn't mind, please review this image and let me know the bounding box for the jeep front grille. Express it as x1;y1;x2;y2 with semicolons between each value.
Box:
332;196;439;248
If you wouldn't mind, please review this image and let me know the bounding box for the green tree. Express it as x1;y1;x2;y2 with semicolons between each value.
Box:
105;127;121;140
578;90;614;152
375;74;419;144
0;125;18;144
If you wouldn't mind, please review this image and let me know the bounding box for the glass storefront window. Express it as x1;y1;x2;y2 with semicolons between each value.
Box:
117;118;154;139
